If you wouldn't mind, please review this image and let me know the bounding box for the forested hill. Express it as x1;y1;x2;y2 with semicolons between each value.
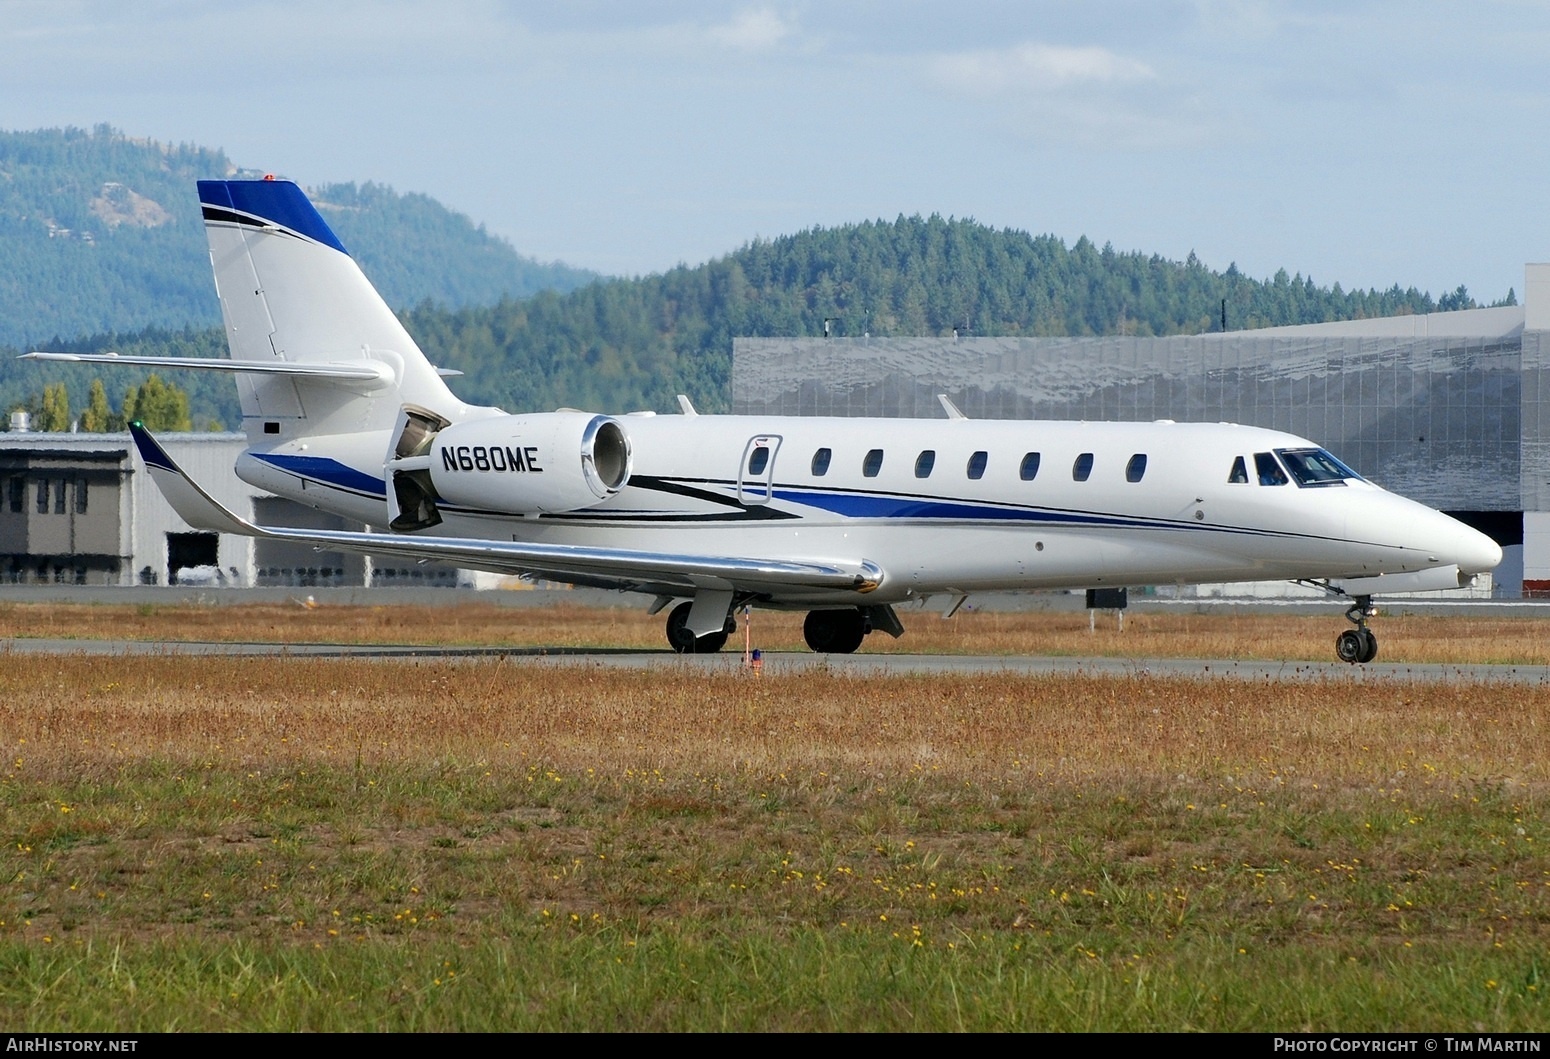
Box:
402;214;1511;415
0;126;597;349
7;160;1508;427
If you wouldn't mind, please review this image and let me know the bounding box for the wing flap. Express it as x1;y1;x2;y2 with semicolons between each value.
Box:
130;425;884;595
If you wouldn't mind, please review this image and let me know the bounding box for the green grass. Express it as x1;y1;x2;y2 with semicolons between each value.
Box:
3;763;1547;1031
2;658;1548;1030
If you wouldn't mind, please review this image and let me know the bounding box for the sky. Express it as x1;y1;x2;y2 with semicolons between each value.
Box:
1;1;1545;302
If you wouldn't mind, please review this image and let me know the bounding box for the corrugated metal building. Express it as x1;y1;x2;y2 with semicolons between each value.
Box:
0;432;460;588
733;264;1550;597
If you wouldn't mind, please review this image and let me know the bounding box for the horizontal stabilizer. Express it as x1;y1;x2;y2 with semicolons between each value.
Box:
24;351;393;384
130;426;885;596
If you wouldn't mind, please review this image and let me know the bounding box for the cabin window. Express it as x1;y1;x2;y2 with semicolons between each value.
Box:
915;450;936;478
1228;456;1249;484
862;449;884;477
1276;447;1363;487
811;448;832;476
966;451;988;480
1073;453;1094;482
747;446;769;476
1019;452;1041;481
1126;454;1147;483
1254;452;1289;486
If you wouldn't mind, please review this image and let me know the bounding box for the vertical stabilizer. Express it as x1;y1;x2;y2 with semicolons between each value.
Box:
198;178;464;440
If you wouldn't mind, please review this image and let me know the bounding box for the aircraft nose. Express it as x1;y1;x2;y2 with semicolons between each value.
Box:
1454;523;1503;575
1425;510;1502;575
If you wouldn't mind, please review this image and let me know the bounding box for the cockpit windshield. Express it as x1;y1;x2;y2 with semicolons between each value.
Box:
1275;448;1364;487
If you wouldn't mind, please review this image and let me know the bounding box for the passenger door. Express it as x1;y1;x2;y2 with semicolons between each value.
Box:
737;435;782;505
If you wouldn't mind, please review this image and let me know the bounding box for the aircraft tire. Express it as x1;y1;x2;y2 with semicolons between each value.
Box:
1336;629;1374;664
666;601;731;654
803;608;867;654
1358;629;1378;664
1335;629;1362;663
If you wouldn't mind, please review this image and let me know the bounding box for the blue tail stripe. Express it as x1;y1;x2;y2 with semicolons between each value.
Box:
196;179;348;255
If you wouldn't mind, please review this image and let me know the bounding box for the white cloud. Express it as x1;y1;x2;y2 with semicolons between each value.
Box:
705;8;793;52
932;42;1154;98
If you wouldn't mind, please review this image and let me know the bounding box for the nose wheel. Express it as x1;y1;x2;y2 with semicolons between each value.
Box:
1335;596;1378;664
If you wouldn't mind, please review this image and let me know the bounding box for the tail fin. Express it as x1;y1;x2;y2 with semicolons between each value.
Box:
198;178;465;440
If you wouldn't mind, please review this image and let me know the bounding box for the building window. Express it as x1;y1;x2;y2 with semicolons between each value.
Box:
1073;453;1094;482
74;479;88;514
914;450;935;478
1019;452;1041;481
811;448;831;476
36;479;48;514
54;480;66;514
966;451;988;480
7;477;22;513
1126;454;1147;483
862;449;884;477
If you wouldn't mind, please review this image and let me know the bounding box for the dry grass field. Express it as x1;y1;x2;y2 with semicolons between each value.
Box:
1;636;1548;1030
3;597;1549;664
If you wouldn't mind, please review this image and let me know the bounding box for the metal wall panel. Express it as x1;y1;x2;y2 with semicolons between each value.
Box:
734;333;1525;510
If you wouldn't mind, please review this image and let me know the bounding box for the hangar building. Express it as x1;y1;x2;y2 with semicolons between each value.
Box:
732;264;1550;597
0;429;459;588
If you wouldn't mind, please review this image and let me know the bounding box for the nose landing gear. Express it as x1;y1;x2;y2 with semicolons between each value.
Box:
1335;595;1378;664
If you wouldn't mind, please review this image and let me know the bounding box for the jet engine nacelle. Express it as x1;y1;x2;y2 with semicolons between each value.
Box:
427;412;632;515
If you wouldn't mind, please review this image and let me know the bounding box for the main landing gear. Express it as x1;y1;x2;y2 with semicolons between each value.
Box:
802;608;868;654
1335;595;1379;664
665;601;737;654
661;601;899;655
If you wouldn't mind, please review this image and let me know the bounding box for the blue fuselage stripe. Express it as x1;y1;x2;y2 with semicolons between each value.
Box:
255;453;386;498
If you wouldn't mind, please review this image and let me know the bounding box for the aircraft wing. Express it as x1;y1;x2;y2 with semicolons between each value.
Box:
130;425;883;596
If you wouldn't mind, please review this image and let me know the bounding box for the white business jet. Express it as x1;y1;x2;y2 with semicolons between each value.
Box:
26;179;1502;663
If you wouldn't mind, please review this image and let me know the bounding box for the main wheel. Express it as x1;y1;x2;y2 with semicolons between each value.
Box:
1335;629;1365;664
803;609;867;654
666;601;733;654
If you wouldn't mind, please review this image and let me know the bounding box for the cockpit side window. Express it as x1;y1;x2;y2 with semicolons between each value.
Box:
1254;452;1289;486
1228;456;1249;484
1275;447;1363;487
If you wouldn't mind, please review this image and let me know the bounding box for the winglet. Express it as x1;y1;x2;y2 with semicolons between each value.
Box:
129;424;264;537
